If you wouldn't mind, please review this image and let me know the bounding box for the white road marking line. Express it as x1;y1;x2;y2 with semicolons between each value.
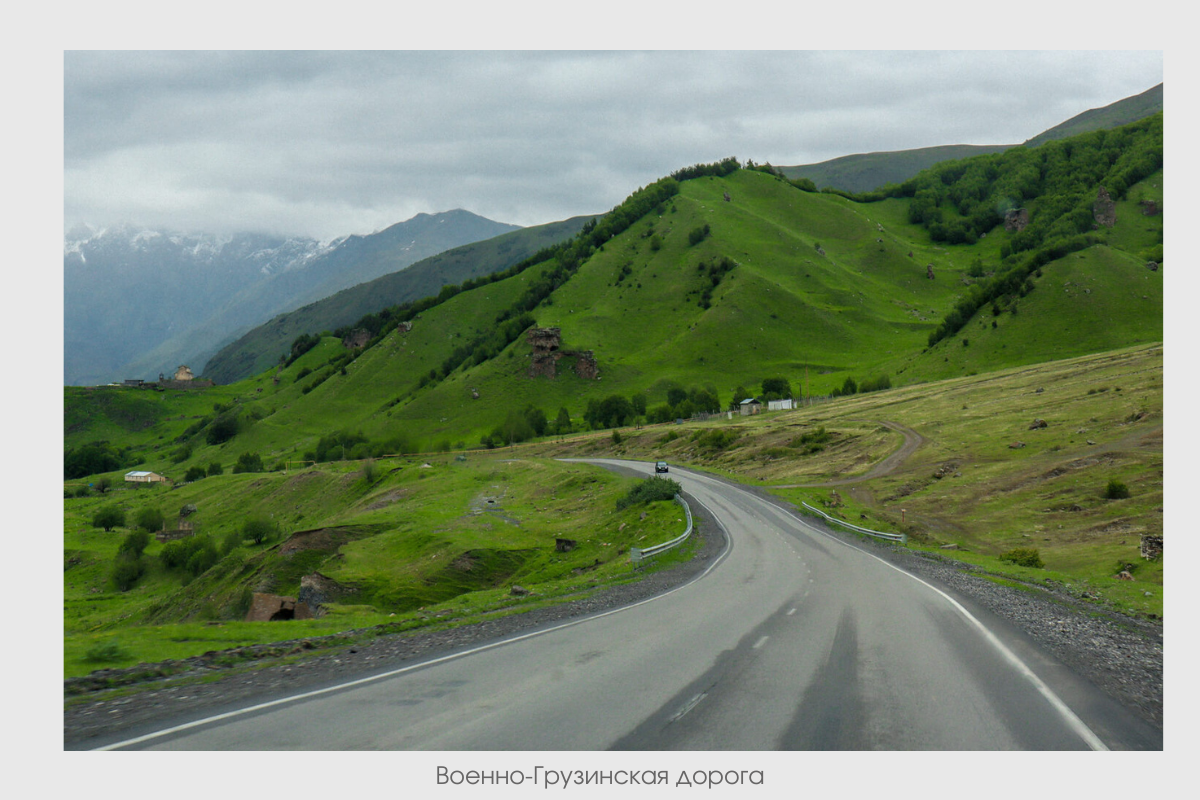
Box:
753;636;770;649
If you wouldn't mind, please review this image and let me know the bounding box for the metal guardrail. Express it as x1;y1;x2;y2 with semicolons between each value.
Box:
630;495;693;565
801;502;907;545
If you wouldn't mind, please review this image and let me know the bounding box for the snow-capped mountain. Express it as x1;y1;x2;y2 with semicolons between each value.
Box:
64;210;519;386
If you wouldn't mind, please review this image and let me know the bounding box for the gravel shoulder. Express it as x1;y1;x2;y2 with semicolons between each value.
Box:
64;486;1162;749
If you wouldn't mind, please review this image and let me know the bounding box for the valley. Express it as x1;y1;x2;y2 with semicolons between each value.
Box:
63;111;1164;749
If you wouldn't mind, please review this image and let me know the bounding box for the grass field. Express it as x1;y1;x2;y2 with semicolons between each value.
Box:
64;456;692;677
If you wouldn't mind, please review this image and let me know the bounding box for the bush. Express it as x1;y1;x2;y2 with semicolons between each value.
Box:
135;507;164;533
233;452;264;473
110;554;144;591
185;465;207;482
117;529;151;559
243;516;278;545
999;547;1044;568
207;461;224;476
92;506;126;531
1104;479;1131;500
616;477;682;510
85;638;130;663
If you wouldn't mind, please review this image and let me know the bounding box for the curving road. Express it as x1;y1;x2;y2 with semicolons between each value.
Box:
94;460;1157;750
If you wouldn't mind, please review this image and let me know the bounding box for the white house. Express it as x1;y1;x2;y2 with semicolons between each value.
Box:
125;470;168;484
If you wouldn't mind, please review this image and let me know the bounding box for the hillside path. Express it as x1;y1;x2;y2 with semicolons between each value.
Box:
770;420;925;489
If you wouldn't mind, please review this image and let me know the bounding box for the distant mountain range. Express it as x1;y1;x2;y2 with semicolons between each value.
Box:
780;83;1162;193
201;214;595;384
65;83;1163;388
64;210;520;385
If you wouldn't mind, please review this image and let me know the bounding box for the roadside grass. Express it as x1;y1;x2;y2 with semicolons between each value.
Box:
515;343;1163;619
64;455;691;677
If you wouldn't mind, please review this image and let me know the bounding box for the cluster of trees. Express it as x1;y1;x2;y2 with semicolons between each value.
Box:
65;441;133;480
695;256;737;309
482;405;572;448
829;374;891;397
670;157;740;182
304;430;415;462
873;116;1162;347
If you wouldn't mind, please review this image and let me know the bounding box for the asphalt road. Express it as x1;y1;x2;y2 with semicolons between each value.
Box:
97;460;1155;750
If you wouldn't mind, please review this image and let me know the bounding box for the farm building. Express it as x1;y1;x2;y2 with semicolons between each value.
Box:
125;470;168;484
767;398;796;411
739;398;763;416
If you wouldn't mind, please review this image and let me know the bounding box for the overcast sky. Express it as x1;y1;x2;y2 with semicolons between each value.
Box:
64;50;1163;241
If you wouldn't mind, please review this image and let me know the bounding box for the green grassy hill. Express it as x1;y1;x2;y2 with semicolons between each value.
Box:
779;144;1012;193
203;215;593;384
65;116;1162;479
62;116;1166;680
780;83;1162;193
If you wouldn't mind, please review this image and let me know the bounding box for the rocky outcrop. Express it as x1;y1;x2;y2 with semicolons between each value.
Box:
1004;208;1029;232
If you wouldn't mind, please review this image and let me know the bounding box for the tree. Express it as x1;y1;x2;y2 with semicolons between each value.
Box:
243;516;278;546
206;411;240;445
233;452;264;473
630;392;648;417
729;385;750;410
185;465;207;482
761;377;792;401
207;461;224;476
93;506;126;532
135;507;164;533
553;407;572;435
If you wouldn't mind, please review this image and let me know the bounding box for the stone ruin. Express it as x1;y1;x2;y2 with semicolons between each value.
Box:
527;327;599;380
926;264;935;280
1140;534;1163;561
1140;199;1160;216
342;328;371;349
1093;187;1117;228
245;592;314;621
1004;208;1029;233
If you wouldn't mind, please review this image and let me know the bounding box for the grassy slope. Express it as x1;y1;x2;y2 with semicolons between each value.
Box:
65;166;1163;473
64;455;689;676
531;343;1163;619
203;216;592;384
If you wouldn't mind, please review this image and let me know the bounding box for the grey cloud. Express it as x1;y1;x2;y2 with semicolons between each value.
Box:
64;50;1162;240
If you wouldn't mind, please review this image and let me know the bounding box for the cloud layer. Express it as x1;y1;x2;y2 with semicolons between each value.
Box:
65;51;1163;240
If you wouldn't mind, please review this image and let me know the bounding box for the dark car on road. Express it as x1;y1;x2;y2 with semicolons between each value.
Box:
655;461;669;473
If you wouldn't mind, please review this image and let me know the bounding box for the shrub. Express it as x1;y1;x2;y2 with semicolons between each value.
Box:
612;429;623;445
1104;479;1131;500
616;477;682;510
92;506;125;531
243;516;277;546
207;461;224;476
233;452;264;473
184;465;207;482
695;429;738;452
999;547;1044;568
135;507;164;533
85;638;130;663
117;529;151;559
110;554;144;591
